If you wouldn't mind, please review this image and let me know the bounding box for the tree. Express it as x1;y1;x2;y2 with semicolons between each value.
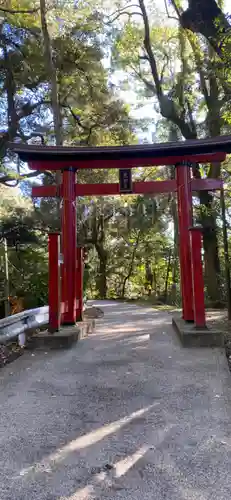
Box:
173;0;231;61
3;0;231;310
110;0;231;302
1;1;133;184
0;1;49;183
40;0;63;146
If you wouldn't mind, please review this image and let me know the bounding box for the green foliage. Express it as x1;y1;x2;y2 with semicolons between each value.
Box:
0;183;48;309
6;245;48;308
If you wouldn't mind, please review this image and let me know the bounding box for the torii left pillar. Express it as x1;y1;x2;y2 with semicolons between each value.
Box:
33;167;78;327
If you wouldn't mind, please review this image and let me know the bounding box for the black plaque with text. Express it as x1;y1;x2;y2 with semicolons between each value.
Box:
119;168;132;193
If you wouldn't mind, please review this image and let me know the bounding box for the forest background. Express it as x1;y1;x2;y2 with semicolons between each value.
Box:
1;0;231;315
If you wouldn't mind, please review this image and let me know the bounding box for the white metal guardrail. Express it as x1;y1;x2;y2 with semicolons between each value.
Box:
0;306;48;344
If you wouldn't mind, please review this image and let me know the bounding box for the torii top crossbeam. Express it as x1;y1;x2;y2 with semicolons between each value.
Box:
10;134;231;169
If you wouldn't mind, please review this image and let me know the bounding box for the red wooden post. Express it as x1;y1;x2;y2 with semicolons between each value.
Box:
189;227;206;328
60;205;65;325
76;247;83;321
62;168;77;325
60;260;64;325
175;163;194;322
48;232;61;332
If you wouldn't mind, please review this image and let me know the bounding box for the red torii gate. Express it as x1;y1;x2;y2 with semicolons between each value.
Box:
12;135;231;331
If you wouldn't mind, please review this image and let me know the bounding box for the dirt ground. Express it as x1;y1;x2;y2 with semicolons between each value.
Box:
1;301;231;500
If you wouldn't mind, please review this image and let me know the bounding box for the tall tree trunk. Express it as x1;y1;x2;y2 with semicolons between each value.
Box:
171;199;179;305
121;231;141;298
199;189;221;303
40;0;63;228
3;239;10;317
40;0;63;146
145;259;153;295
95;242;108;299
199;61;221;303
220;188;231;318
163;249;172;303
168;126;179;304
2;31;17;158
98;257;107;299
152;267;157;297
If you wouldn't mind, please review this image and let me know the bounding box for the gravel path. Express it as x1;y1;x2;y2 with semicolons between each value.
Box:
1;301;231;500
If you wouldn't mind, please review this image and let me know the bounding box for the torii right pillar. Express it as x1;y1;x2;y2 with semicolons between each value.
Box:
61;167;77;325
189;226;206;328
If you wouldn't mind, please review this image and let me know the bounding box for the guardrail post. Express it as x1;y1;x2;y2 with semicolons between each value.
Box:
48;233;61;332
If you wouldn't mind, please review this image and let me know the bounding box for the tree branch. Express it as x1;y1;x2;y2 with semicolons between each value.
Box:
185;98;197;136
164;0;179;21
108;3;140;19
170;0;182;17
17;128;45;144
0;99;44;157
138;0;197;139
133;63;156;92
0;6;40;14
62;103;91;131
0;2;40;14
171;3;231;105
139;0;162;99
107;10;142;24
0;170;42;186
17;100;44;120
177;0;231;59
160;54;170;84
